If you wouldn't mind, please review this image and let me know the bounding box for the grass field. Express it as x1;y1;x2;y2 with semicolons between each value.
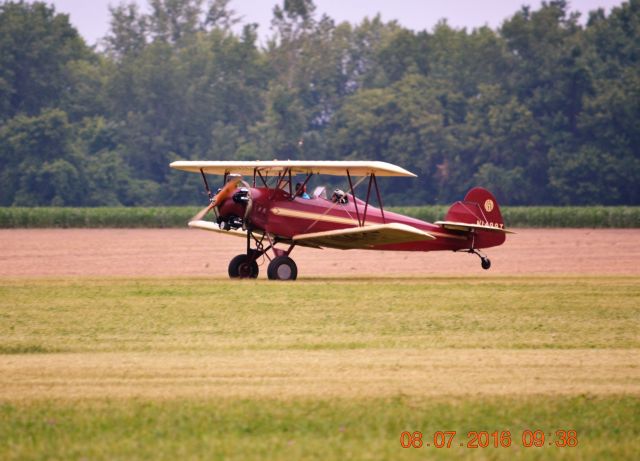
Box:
1;277;639;460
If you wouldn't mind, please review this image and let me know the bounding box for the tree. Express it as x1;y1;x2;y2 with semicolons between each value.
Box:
205;0;241;30
147;0;204;44
0;109;87;205
572;0;640;204
104;2;148;58
0;1;88;120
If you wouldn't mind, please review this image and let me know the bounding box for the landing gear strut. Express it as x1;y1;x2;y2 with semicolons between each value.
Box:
461;248;491;270
454;231;492;270
456;247;491;270
455;233;492;270
227;229;298;280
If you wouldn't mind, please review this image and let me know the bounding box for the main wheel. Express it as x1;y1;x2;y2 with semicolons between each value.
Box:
228;254;259;279
481;257;491;270
267;256;298;281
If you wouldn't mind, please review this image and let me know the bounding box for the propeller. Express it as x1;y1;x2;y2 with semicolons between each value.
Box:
190;202;215;222
190;176;242;222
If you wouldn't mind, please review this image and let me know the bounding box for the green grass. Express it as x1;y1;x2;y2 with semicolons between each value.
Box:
1;206;638;228
0;277;638;460
1;397;638;461
1;277;639;351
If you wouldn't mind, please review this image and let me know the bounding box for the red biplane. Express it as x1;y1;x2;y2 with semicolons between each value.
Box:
170;160;512;280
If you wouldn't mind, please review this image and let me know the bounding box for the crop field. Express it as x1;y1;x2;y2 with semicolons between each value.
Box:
1;206;639;228
1;273;639;460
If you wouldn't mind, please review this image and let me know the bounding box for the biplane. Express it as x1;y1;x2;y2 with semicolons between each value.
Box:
169;160;513;280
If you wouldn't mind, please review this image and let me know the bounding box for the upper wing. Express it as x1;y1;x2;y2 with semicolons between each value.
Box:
170;160;416;177
292;223;435;250
434;221;515;234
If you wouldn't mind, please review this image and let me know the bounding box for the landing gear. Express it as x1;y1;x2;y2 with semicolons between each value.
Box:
465;250;491;270
227;229;298;280
454;231;493;270
267;256;298;281
480;256;491;270
456;247;492;270
228;254;259;278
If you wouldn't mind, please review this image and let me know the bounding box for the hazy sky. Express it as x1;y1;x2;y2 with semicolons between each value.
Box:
43;0;625;46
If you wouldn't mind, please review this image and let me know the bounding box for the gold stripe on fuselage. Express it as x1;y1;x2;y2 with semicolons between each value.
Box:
271;207;359;226
270;207;467;240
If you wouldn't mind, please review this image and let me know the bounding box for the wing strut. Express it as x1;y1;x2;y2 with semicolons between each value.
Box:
362;173;385;224
270;167;294;200
346;170;361;226
199;168;213;200
373;173;386;223
254;169;268;188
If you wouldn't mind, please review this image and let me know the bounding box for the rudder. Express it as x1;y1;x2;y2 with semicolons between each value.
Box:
445;187;505;229
464;187;504;228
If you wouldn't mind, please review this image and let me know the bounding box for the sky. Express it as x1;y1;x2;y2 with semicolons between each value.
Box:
42;0;626;47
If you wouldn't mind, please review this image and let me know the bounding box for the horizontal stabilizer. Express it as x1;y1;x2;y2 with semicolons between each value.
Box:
434;221;515;234
188;220;248;238
293;223;435;250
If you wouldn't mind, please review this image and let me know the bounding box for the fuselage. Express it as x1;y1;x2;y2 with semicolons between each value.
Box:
218;187;505;251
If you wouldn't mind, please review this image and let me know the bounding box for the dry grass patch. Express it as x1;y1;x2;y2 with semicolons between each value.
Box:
1;349;639;401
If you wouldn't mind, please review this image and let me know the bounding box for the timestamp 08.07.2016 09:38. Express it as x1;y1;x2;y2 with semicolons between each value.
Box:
400;430;578;449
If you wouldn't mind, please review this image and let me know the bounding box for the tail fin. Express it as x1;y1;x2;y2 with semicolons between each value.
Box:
435;187;511;249
445;187;505;229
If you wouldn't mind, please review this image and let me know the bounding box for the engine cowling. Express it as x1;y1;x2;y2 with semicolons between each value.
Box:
217;187;251;230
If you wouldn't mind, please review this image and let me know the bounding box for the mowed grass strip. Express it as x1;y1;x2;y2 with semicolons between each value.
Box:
1;349;638;400
1;397;638;461
1;277;638;352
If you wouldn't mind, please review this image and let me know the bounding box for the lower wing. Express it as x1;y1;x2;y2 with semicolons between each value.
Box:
292;223;435;250
188;220;248;238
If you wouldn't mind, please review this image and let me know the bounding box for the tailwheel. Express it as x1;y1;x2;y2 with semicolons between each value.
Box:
267;256;298;281
228;254;259;279
455;246;492;270
481;256;491;270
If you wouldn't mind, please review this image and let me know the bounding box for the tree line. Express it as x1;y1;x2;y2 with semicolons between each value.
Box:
0;0;638;206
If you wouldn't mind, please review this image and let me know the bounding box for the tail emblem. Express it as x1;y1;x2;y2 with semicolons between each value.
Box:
484;199;494;212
